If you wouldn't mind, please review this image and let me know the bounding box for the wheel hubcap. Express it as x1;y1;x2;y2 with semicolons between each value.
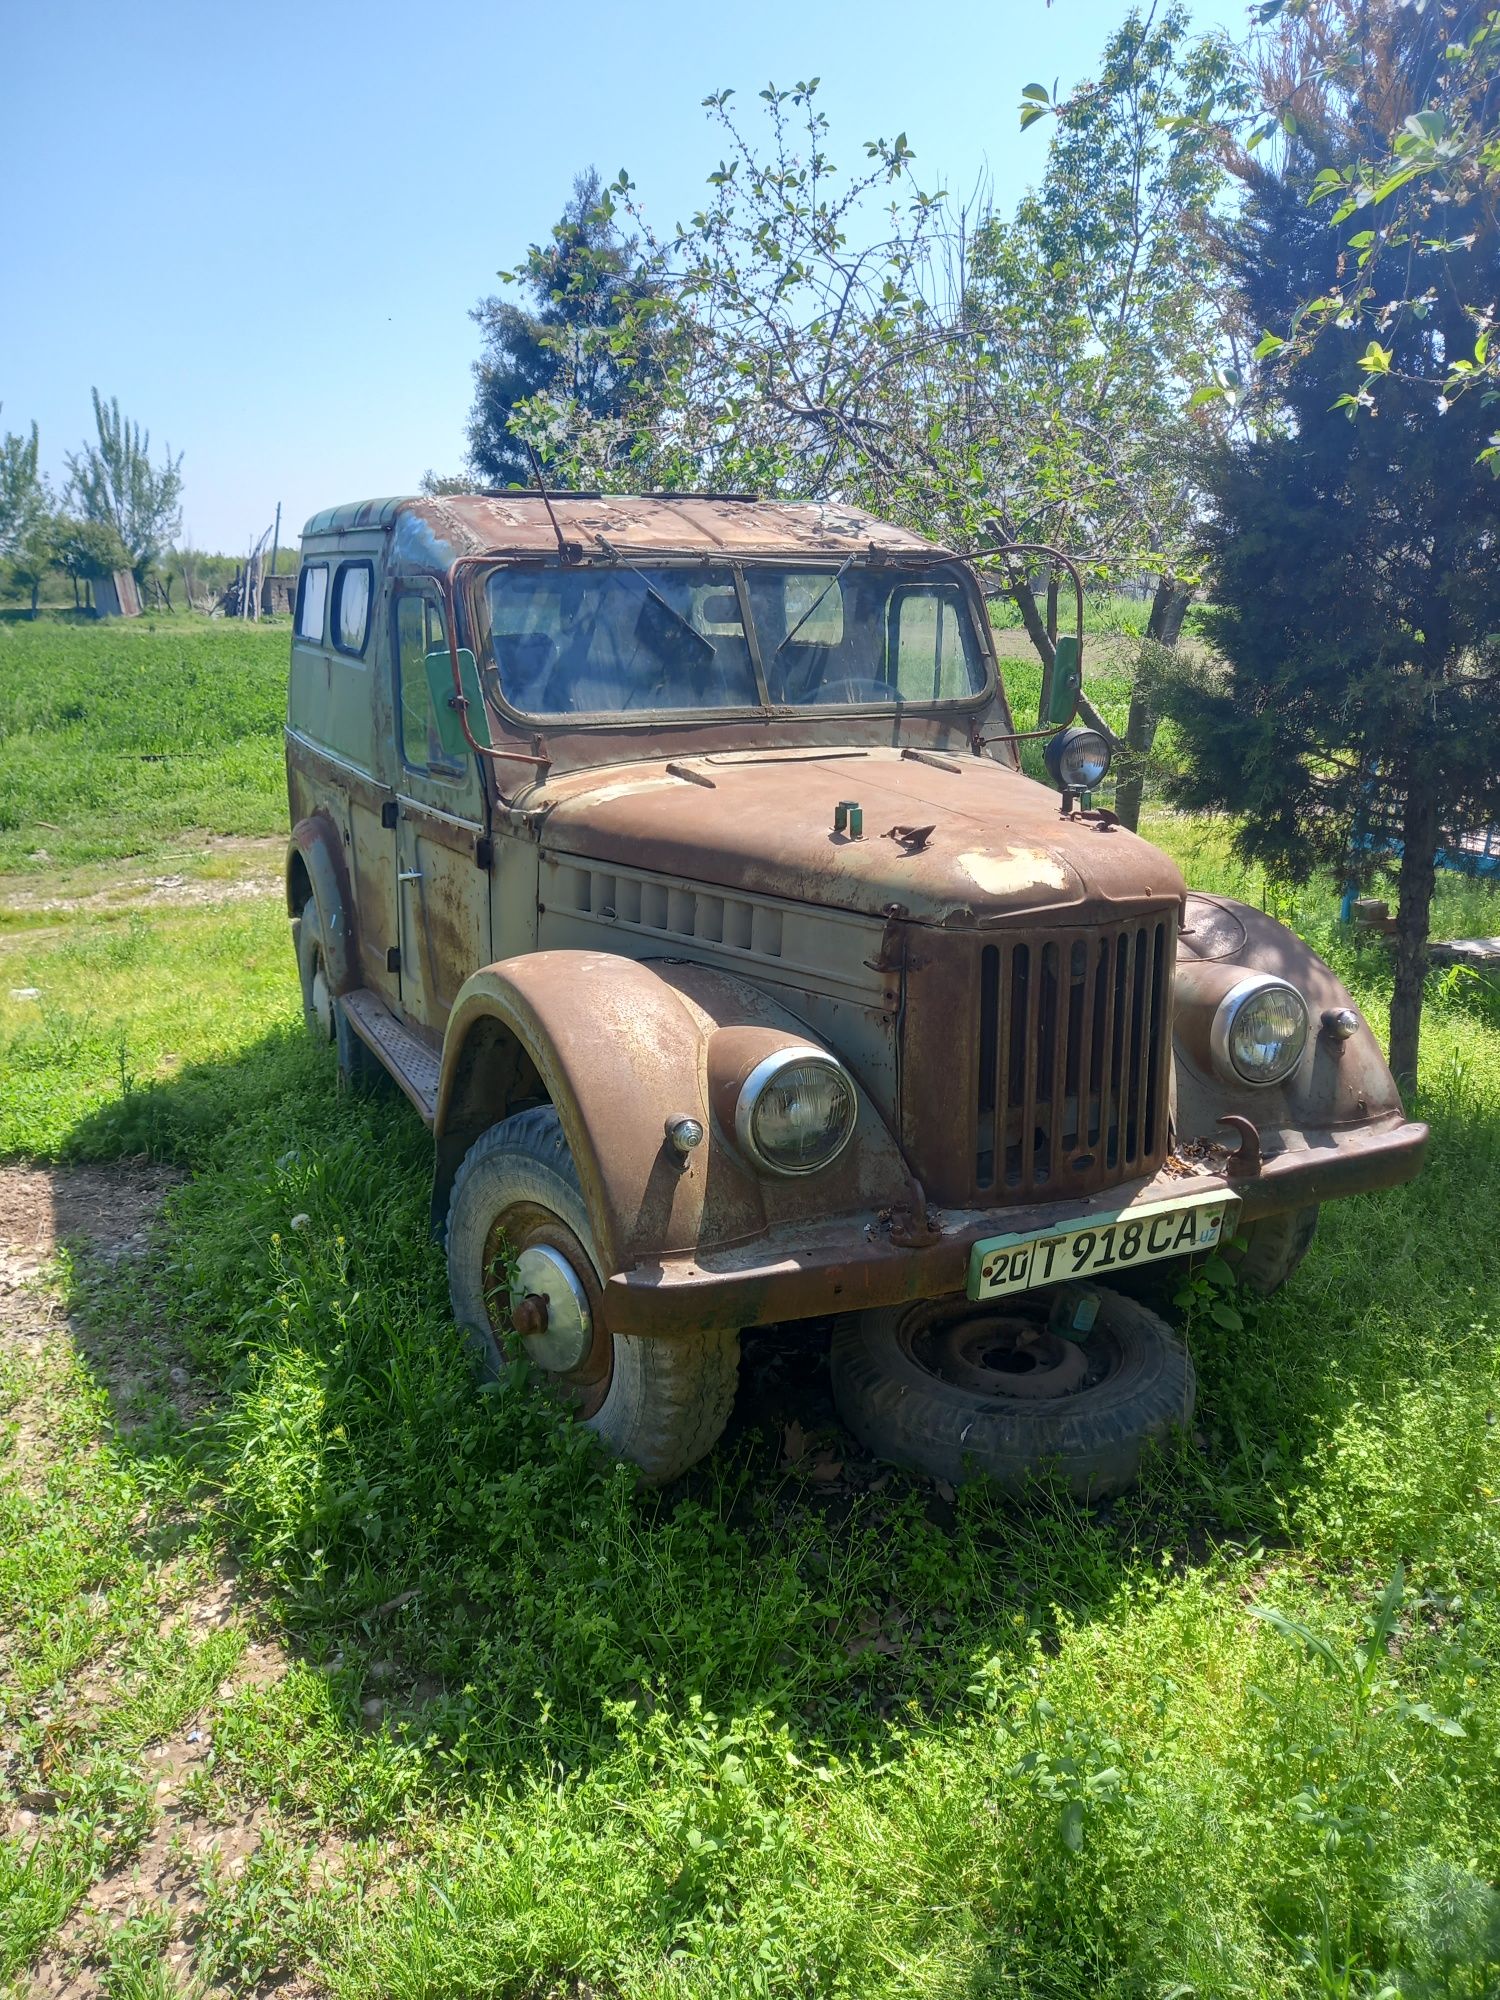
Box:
508;1244;592;1372
479;1199;611;1413
906;1302;1094;1400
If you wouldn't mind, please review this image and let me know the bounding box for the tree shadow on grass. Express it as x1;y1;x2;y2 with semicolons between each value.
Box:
45;1018;1490;1806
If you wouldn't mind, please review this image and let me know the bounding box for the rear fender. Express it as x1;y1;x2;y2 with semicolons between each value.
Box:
434;950;916;1276
287;813;358;994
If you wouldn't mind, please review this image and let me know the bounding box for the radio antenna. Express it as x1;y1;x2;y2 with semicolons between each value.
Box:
523;441;582;564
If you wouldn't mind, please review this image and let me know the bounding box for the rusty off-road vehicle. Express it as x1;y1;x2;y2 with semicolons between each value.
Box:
284;495;1426;1491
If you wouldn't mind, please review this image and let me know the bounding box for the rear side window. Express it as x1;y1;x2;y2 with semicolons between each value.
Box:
332;561;373;657
295;563;328;642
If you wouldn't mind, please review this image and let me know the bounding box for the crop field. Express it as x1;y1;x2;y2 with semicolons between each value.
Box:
0;616;1497;1997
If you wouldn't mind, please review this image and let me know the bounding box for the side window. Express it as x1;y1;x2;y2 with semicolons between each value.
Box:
783;572;844;647
332;561;373;658
295;563;328;642
395;590;465;777
893;588;973;703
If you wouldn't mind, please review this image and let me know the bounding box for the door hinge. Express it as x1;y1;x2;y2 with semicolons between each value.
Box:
381;800;399;829
386;946;401;973
475;837;493;870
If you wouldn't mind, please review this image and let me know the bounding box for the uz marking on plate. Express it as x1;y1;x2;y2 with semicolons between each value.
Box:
967;1191;1239;1301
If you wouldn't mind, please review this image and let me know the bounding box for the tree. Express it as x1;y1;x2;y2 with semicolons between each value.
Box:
1217;0;1500;433
65;389;183;579
509;30;1238;786
467;169;670;487
0;412;46;563
996;6;1245;818
52;514;131;609
1151;0;1500;1091
420;469;477;497
8;513;58;616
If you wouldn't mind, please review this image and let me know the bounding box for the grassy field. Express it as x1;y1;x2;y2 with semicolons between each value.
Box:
0;614;287;877
0;618;1498;1997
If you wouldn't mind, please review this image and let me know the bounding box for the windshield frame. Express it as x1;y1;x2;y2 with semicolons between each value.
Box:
467;552;998;731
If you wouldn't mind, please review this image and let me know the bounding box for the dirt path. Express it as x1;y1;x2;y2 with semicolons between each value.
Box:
0;836;284;934
0;1162;312;1998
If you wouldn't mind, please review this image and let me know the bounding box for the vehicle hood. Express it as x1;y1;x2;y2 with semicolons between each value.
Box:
531;746;1186;926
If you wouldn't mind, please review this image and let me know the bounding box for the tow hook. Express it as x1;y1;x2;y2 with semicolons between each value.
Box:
1217;1114;1264;1177
889;1183;943;1249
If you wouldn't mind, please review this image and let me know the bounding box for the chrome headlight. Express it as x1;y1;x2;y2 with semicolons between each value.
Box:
1044;725;1112;790
735;1047;858;1176
1211;975;1310;1086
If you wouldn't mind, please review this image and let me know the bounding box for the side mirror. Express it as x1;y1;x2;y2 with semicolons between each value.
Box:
425;646;491;758
1046;634;1082;726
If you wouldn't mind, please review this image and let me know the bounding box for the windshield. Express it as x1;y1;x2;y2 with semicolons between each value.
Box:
483;560;989;718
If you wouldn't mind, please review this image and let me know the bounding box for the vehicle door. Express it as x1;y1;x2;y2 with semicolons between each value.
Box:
391;582;492;1031
293;554;402;1010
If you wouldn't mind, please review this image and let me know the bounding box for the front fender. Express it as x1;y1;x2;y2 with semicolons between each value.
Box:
1173;893;1410;1155
435;950;917;1279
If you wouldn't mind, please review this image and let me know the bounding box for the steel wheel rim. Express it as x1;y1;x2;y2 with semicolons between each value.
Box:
481;1200;612;1414
899;1298;1117;1402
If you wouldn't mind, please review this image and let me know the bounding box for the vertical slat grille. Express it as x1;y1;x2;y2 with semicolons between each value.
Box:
974;917;1174;1199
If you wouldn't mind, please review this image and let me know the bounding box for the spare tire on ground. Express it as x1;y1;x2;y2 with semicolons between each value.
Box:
830;1286;1194;1500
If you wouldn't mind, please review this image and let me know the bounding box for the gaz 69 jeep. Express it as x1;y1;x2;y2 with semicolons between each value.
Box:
285;494;1426;1494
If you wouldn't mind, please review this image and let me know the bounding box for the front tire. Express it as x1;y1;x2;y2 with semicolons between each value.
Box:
1227;1205;1319;1296
830;1286;1194;1499
445;1107;739;1483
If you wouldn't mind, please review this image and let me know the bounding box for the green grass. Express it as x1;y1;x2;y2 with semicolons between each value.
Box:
1;626;1498;1995
0;615;288;873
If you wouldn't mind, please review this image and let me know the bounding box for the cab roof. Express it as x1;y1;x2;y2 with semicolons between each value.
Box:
299;493;952;564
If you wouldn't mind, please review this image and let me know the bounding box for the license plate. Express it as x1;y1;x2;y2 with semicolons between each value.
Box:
967;1189;1238;1300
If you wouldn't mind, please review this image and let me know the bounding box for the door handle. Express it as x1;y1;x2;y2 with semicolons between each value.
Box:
398;870;423;883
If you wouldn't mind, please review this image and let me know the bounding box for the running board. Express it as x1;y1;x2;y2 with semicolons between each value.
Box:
340;989;440;1123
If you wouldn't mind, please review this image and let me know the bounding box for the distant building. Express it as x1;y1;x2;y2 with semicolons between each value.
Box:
94;570;141;618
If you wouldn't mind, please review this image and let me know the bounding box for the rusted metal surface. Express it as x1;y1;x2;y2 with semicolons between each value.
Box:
600;1112;1428;1338
286;492;1429;1357
1172;893;1409;1151
898;911;1177;1207
533;749;1180;926
434;953;920;1281
382;493;950;567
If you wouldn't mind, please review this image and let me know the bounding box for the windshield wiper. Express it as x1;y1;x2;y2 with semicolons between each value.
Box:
774;557;853;657
593;536;714;661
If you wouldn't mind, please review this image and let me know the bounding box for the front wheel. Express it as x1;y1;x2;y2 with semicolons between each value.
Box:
830;1287;1194;1499
1226;1205;1319;1296
445;1106;740;1484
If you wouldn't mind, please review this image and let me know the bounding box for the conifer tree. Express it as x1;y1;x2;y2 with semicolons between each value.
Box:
1155;0;1500;1091
467;169;667;487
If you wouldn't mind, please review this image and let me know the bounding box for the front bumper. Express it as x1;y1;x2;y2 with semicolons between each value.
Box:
605;1114;1428;1335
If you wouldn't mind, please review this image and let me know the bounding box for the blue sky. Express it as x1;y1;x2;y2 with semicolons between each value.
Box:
3;0;1248;555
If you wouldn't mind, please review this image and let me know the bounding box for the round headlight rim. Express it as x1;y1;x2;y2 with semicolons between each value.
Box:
733;1045;859;1178
1044;723;1113;791
1209;973;1310;1088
